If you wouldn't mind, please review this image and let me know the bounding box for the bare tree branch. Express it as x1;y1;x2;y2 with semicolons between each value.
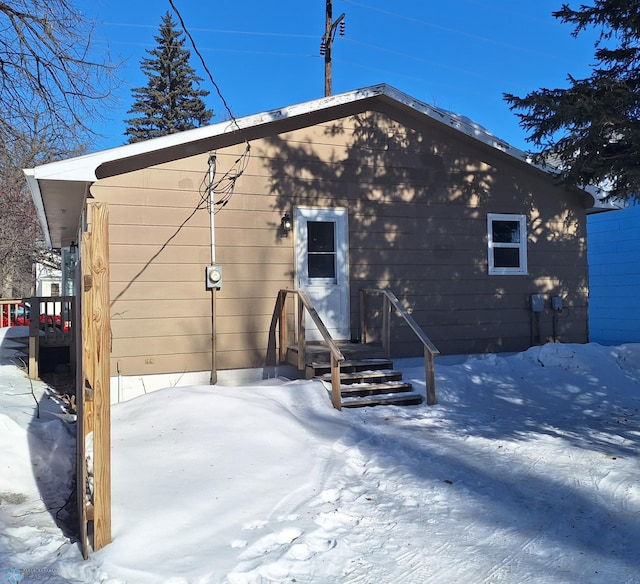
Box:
0;0;119;143
0;1;119;295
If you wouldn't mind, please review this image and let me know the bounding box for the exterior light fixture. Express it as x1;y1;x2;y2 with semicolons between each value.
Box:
281;212;293;237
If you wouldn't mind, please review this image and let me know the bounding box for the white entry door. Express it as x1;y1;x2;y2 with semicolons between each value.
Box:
295;207;350;341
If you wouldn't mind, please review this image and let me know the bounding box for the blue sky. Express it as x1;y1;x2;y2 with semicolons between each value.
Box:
78;0;599;152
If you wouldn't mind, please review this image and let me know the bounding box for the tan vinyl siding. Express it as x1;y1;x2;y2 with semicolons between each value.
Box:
91;105;589;377
91;162;214;377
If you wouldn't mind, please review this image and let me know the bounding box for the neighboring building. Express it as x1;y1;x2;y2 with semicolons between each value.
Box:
588;204;640;345
25;84;594;401
34;262;62;297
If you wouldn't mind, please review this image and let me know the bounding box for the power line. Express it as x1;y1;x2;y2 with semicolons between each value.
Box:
168;0;242;132
168;0;251;213
96;39;318;59
104;22;318;40
340;0;582;64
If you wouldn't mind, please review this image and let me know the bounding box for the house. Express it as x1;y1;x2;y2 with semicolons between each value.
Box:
34;262;62;297
24;84;594;403
587;203;640;345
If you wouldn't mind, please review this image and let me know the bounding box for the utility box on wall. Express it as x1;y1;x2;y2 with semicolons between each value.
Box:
205;265;223;290
530;293;545;313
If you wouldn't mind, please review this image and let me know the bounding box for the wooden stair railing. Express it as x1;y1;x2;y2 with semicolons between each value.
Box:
360;288;440;405
278;289;345;410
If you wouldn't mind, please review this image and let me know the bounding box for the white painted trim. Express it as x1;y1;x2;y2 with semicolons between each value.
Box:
24;170;52;248
24;84;531;185
295;206;349;287
487;213;528;276
295;206;350;340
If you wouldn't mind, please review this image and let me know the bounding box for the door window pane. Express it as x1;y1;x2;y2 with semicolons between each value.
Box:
308;254;335;278
308;221;336;279
308;222;335;252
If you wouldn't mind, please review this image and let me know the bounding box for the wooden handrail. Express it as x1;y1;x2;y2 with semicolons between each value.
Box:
360;288;440;405
278;289;345;410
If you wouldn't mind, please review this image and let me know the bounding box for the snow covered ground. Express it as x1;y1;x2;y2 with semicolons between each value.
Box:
1;325;639;583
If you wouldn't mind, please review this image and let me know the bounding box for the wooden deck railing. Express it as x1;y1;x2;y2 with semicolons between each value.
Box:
1;298;28;327
278;289;345;410
32;296;74;345
1;296;74;379
0;296;73;336
360;288;440;405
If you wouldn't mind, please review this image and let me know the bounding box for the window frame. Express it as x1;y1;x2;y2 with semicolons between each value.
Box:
487;213;528;276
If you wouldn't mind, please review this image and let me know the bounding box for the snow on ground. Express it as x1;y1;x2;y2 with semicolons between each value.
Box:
1;326;640;583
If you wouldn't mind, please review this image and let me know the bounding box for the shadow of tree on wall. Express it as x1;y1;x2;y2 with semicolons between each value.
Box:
258;105;588;358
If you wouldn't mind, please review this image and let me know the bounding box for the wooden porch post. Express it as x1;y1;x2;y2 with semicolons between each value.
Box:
90;203;111;551
278;291;288;364
78;202;111;556
425;347;437;406
28;296;40;379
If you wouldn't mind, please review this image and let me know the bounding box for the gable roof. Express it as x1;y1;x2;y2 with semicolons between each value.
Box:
23;83;585;248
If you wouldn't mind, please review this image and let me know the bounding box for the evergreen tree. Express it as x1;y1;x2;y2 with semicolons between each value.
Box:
504;1;640;201
125;12;213;143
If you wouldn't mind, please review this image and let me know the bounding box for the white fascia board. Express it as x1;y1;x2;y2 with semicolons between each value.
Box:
23;84;532;185
24;169;52;249
24;98;351;183
242;84;531;164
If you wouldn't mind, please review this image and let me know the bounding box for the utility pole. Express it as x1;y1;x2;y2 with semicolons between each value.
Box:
320;0;345;97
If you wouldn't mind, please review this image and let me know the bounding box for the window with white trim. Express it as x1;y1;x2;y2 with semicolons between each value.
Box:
487;213;528;275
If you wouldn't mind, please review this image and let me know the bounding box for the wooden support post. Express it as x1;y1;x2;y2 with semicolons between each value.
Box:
90;203;111;551
77;235;89;558
297;295;305;371
330;353;342;410
360;289;367;344
382;294;391;357
78;204;112;556
425;347;437;406
78;232;93;559
28;296;39;379
278;292;287;364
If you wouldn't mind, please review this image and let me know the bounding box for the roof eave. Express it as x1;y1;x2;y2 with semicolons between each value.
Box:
27;84;531;184
24;169;52;249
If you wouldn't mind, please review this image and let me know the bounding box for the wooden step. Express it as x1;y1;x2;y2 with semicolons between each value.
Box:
293;341;423;408
341;392;424;408
288;341;386;368
306;358;393;379
339;381;414;398
318;369;403;385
